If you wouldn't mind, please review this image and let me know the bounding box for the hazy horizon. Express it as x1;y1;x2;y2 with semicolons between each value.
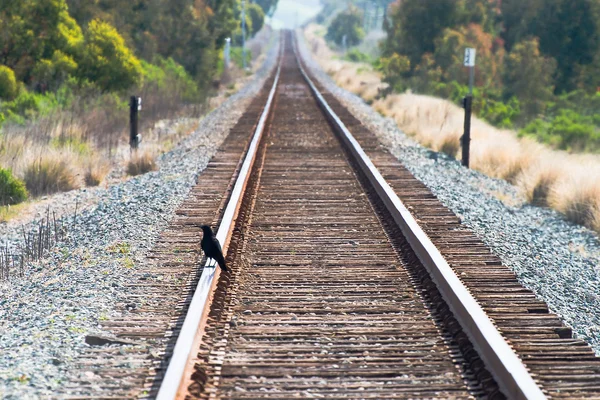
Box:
269;0;323;30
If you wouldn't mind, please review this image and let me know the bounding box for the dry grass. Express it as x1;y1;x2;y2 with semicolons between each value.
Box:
23;153;81;197
126;150;157;176
303;23;600;234
84;157;110;186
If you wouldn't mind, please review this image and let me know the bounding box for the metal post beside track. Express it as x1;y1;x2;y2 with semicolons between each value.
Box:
129;96;139;150
462;48;476;168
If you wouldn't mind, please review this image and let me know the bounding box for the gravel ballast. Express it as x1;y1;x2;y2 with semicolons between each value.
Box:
296;33;600;353
0;38;279;399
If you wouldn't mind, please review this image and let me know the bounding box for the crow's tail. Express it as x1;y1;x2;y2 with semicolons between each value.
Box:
217;254;228;272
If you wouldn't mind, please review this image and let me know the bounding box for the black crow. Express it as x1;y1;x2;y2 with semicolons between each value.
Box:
200;225;228;272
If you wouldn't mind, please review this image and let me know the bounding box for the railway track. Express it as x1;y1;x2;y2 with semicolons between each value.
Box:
149;32;600;399
71;32;600;399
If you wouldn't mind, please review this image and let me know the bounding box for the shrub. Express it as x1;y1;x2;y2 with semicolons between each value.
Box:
344;49;371;63
24;157;79;197
0;66;18;100
0;168;28;205
126;151;157;176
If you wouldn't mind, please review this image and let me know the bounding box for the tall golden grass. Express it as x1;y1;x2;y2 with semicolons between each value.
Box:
304;24;600;234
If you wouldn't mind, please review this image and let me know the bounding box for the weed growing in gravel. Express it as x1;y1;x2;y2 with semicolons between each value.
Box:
123;257;134;269
108;242;131;254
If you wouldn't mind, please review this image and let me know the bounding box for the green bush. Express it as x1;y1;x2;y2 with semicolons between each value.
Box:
344;49;371;63
0;66;19;100
1;91;42;118
520;110;600;151
0;168;28;206
479;97;521;128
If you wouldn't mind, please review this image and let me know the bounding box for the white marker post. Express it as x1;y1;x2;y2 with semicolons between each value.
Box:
224;37;231;69
462;48;476;167
464;48;476;94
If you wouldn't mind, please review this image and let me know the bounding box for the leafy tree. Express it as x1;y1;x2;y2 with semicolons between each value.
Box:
0;65;18;100
383;0;459;66
326;6;365;46
247;3;265;36
501;0;600;93
0;0;83;82
78;19;142;91
503;38;556;117
32;50;78;91
255;0;278;17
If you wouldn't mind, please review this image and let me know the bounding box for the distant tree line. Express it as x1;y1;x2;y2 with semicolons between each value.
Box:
0;0;273;102
378;0;600;152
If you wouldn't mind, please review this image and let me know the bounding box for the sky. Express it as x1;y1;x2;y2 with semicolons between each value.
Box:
269;0;323;30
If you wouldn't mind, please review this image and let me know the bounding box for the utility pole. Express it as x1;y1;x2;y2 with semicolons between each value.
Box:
462;48;476;168
242;0;247;70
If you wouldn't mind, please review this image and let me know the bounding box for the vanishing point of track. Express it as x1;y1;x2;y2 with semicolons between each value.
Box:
80;32;600;399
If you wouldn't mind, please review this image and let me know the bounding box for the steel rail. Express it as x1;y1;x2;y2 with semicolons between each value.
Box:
155;52;283;400
292;37;546;400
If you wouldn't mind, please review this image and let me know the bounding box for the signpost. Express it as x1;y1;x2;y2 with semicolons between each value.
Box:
130;96;142;150
224;38;231;69
462;48;476;168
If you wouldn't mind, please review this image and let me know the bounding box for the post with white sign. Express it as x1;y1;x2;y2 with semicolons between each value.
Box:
462;48;476;168
129;96;142;150
224;37;231;69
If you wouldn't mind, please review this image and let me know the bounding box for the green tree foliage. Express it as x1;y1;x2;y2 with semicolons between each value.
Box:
503;38;556;117
0;66;18;100
383;0;458;66
247;3;265;36
255;0;278;16
78;20;142;92
32;50;78;91
326;7;365;46
0;0;83;83
501;0;600;93
64;0;245;89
